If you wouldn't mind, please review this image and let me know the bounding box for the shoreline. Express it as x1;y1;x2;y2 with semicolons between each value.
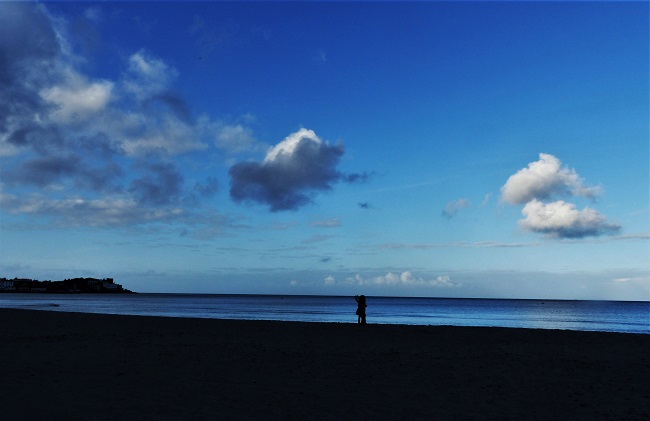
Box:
1;309;648;419
2;307;649;335
2;294;647;334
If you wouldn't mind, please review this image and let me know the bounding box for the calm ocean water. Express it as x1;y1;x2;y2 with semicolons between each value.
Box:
0;294;648;334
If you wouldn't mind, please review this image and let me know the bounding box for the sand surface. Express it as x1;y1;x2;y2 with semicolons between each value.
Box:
1;309;648;420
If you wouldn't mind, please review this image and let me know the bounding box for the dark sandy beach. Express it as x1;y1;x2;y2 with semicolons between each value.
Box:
1;309;648;420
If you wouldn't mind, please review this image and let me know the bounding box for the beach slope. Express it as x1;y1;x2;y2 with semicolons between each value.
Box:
0;309;648;420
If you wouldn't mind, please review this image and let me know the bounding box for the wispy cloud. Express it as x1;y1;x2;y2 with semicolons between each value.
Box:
379;241;539;250
310;218;342;228
376;233;643;250
302;234;336;244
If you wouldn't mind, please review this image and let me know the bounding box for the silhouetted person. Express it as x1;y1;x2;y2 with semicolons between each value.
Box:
355;295;367;325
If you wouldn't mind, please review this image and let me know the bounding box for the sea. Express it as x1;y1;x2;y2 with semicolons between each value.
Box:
0;294;648;334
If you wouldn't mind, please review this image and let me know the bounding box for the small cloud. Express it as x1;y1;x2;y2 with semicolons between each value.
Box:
430;275;456;287
612;276;648;284
442;198;470;219
480;193;492;207
125;49;177;99
520;199;621;239
83;7;102;23
342;172;371;183
324;275;336;285
214;123;260;154
313;49;327;63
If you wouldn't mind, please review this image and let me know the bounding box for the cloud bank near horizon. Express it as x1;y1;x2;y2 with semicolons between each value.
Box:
323;271;460;288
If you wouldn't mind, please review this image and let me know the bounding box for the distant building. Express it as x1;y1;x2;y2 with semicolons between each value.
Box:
87;279;102;291
102;280;121;291
0;279;15;291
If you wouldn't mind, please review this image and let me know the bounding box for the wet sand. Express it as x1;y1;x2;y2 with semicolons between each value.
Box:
0;309;648;420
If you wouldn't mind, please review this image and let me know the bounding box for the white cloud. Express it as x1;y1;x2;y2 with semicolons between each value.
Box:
501;153;601;205
501;154;617;239
40;69;113;124
374;272;400;284
324;275;336;285
520;199;620;238
431;275;456;287
264;128;321;162
124;49;177;99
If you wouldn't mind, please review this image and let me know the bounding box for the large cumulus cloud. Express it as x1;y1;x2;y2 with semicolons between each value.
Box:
229;128;365;211
501;154;619;239
501;153;600;204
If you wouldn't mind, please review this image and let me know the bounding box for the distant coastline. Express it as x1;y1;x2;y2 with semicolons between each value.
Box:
0;277;134;294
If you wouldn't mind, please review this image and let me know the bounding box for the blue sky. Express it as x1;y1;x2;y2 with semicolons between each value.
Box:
1;1;648;300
